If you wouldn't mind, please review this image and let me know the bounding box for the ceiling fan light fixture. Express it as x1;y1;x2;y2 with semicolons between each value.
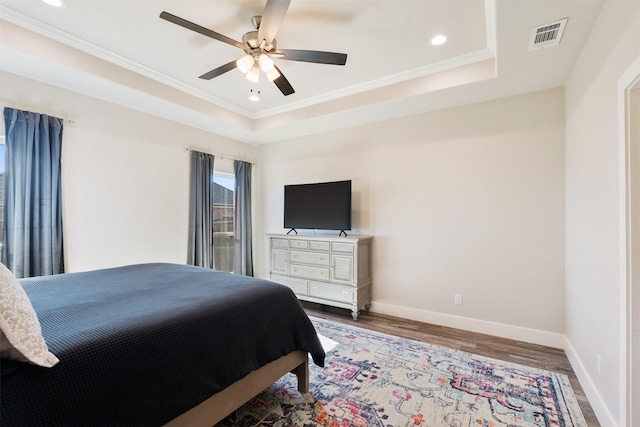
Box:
246;65;260;83
160;5;347;97
266;67;281;82
258;54;274;72
236;55;254;74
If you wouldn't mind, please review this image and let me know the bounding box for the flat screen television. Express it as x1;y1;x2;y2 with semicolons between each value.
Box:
284;180;351;235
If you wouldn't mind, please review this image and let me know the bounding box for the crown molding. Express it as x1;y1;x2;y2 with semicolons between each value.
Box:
1;0;497;124
253;48;496;119
254;0;497;119
0;5;253;118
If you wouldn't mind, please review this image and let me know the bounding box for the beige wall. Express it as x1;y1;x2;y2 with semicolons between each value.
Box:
256;88;566;345
564;1;640;425
1;69;567;347
0;71;257;273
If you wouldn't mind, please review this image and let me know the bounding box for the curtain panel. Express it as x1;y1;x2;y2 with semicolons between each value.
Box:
2;107;64;278
187;151;214;268
233;160;253;276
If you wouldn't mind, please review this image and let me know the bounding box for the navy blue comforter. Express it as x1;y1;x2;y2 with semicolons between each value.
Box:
1;263;325;426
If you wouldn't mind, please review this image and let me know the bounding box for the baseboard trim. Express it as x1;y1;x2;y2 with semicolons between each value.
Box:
369;300;565;349
563;337;617;427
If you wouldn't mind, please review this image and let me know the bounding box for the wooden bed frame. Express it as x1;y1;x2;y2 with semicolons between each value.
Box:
163;351;309;427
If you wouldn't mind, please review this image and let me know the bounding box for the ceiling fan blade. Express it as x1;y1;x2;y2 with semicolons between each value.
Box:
257;0;291;46
199;60;238;80
272;65;295;96
160;11;246;50
274;49;347;65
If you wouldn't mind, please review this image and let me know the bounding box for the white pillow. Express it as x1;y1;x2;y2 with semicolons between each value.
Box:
0;262;59;367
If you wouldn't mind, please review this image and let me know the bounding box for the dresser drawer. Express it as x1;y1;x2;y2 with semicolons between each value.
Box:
289;240;309;250
270;275;308;296
271;238;289;249
270;249;288;274
331;242;354;253
309;241;330;251
331;255;354;283
290;264;329;281
309;282;354;304
290;250;330;266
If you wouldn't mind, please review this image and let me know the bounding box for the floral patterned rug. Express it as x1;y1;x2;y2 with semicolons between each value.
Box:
217;317;586;427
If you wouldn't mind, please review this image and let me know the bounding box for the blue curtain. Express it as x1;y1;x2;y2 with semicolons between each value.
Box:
187;151;214;268
233;160;253;276
2;108;64;278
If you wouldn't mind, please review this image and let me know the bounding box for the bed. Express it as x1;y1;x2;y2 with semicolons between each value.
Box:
0;263;325;426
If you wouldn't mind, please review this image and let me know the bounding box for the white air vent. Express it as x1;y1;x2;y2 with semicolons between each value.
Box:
529;18;568;51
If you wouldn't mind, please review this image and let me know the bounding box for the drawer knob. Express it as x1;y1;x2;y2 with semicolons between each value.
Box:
320;257;325;261
342;291;348;295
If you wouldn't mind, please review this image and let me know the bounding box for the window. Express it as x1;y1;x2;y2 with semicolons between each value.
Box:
213;172;234;272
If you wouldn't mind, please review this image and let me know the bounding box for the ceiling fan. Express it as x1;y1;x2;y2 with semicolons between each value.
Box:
160;0;348;96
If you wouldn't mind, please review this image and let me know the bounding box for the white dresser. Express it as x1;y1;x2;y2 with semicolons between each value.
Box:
267;233;372;320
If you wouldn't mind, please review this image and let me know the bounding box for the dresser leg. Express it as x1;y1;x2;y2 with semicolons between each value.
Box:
351;310;359;321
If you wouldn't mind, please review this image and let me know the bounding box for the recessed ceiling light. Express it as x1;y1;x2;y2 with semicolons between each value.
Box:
42;0;65;7
430;35;448;46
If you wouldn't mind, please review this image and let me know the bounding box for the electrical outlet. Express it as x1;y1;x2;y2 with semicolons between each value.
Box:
454;294;463;305
596;353;602;374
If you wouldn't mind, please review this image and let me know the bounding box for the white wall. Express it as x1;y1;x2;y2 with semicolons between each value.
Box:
564;1;640;425
0;71;257;273
256;87;566;346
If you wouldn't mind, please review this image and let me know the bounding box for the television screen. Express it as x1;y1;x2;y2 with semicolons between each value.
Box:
284;180;352;231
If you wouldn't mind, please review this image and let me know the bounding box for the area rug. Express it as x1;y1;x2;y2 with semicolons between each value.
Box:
217;317;586;427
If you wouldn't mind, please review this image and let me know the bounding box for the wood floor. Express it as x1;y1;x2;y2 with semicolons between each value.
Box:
302;302;600;426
